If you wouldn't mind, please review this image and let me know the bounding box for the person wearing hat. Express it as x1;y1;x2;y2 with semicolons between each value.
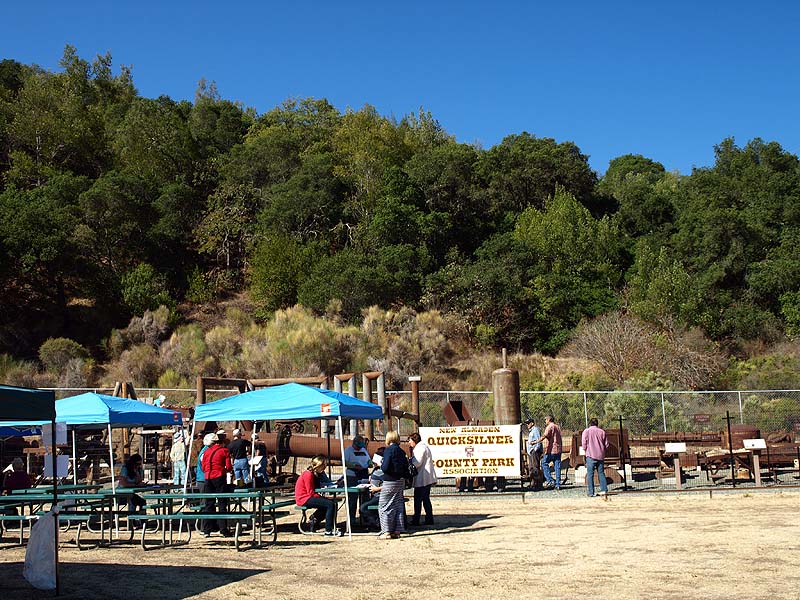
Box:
525;418;543;490
227;428;251;486
200;432;234;537
170;425;189;486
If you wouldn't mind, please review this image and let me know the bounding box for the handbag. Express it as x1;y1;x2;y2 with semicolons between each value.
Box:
405;460;419;489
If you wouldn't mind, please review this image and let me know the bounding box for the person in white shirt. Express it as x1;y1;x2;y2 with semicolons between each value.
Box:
408;431;437;526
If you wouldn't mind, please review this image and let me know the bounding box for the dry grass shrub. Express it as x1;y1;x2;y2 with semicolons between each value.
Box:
205;325;243;377
0;354;40;387
240;305;362;378
563;311;726;388
159;324;216;380
106;306;172;358
361;307;457;388
106;344;161;386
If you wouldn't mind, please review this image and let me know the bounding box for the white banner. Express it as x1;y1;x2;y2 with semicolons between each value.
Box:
420;425;521;478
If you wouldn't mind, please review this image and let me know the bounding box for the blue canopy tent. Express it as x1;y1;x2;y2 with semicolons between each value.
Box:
191;382;384;539
1;392;182;490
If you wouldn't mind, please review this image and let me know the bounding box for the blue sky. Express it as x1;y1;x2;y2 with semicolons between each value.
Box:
2;1;798;174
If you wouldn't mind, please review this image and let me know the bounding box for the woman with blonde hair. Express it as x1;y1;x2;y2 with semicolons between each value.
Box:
294;455;342;537
376;430;408;539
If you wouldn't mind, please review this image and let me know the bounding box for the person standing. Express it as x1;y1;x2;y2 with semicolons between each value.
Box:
227;428;250;486
376;430;408;539
533;415;563;490
408;432;436;526
200;432;233;537
525;418;543;490
581;418;610;497
170;425;189;486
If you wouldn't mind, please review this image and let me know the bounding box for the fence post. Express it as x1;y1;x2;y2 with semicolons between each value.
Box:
726;410;736;488
737;391;743;424
618;414;628;491
661;392;667;433
583;392;589;428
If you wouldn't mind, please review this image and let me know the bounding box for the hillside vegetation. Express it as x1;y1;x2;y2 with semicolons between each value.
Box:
3;49;800;391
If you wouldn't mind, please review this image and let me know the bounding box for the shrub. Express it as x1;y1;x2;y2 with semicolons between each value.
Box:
114;344;161;387
38;338;90;374
0;354;39;387
121;263;174;315
159;324;215;380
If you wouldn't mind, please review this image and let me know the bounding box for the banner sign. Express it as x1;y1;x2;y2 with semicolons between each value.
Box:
419;425;521;478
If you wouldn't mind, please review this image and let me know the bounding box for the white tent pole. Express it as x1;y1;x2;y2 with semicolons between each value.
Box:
184;419;197;494
72;429;78;485
339;415;352;541
250;423;257;488
108;423;120;538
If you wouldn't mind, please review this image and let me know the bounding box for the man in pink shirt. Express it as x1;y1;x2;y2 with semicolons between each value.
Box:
581;418;610;497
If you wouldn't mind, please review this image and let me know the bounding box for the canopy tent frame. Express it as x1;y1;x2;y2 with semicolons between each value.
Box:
190;382;384;540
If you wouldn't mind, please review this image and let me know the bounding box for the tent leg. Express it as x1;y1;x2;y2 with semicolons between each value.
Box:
72;429;78;486
108;424;120;539
184;421;197;494
339;416;352;541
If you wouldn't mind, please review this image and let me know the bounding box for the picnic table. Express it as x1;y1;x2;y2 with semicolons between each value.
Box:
127;488;295;551
0;492;115;549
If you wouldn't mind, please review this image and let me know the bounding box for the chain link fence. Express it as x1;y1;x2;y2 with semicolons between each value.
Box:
11;387;800;494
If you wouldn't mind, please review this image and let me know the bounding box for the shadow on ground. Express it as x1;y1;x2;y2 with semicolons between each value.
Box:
0;561;268;600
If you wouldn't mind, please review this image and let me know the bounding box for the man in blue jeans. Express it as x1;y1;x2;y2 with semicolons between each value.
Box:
533;414;563;490
227;428;250;486
581;418;610;497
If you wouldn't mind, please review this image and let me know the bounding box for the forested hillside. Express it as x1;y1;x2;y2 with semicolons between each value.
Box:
2;48;800;391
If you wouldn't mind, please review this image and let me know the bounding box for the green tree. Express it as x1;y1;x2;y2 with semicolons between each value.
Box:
475;132;599;224
514;187;623;352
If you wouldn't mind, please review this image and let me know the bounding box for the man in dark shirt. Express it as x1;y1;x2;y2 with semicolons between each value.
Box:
227;428;250;486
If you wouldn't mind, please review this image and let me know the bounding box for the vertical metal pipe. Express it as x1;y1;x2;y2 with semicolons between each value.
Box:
410;377;420;431
737;391;743;424
661;393;667;433
618;415;627;491
361;374;373;440
377;374;388;434
726;411;736;488
583;392;589;429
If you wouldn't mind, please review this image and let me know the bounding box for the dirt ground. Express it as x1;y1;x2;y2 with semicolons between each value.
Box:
1;490;799;600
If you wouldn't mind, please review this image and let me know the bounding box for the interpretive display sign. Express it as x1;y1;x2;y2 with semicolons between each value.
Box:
419;425;521;478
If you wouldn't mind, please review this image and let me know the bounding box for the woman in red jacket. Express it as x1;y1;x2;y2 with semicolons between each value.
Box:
294;456;341;537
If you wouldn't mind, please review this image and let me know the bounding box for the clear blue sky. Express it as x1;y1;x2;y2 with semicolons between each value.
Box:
3;1;799;174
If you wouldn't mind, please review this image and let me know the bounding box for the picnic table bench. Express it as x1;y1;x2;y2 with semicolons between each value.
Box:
128;490;295;550
0;492;115;549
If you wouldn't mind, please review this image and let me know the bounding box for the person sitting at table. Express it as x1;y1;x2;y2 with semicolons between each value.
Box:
251;442;277;488
200;432;234;537
294;455;342;537
1;458;32;517
3;458;32;495
344;434;372;527
118;453;147;513
376;431;408;540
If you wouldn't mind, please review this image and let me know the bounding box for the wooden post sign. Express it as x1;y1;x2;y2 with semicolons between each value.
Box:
664;442;686;490
744;439;767;486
